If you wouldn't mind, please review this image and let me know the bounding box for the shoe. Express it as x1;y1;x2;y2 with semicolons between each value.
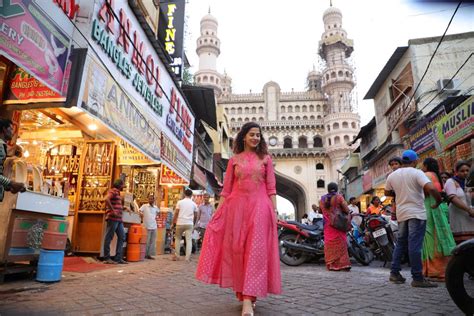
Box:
389;272;406;284
411;279;438;288
116;259;128;264
104;258;117;264
146;256;155;260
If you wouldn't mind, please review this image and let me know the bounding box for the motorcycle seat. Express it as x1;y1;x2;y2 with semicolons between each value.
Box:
287;221;321;231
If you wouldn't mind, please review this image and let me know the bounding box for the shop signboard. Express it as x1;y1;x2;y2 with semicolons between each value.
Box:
346;176;363;199
433;95;474;153
160;164;188;186
158;0;185;78
160;132;192;180
4;66;65;104
371;147;403;188
80;57;161;162
0;0;74;95
192;164;207;188
407;106;446;154
82;0;194;166
362;170;373;193
117;139;154;165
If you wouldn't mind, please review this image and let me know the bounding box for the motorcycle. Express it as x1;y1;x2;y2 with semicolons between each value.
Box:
277;218;324;266
346;220;373;266
445;238;474;315
356;213;396;264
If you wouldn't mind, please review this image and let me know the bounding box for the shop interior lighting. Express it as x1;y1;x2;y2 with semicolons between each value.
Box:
23;150;30;158
88;124;98;131
32;140;38;145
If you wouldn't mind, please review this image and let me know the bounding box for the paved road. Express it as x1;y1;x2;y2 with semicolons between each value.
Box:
0;256;464;315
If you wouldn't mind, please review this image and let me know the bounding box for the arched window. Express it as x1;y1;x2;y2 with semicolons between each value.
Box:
316;163;324;170
331;72;336;78
313;136;323;147
197;77;201;83
237;107;242;114
338;70;343;77
317;105;321;111
251;107;256;114
295;116;301;120
342;121;349;128
244;107;249;114
310;115;315;120
259;106;264;113
210;76;214;82
281;106;286;113
309;105;314;111
317;179;325;188
346;71;351;77
303;116;308;120
237;117;242;122
203;76;208;82
334;136;340;144
351;122;357;129
281;116;286;120
302;105;307;112
344;135;350;143
328;138;332;146
333;122;340;129
327;125;330;131
244;117;250;122
231;118;235;122
288;116;293;120
298;136;308;148
288;106;293;113
231;108;236;114
283;137;293;149
251;117;256;122
259;117;264;121
295;105;300;112
326;74;329;80
317;115;322;119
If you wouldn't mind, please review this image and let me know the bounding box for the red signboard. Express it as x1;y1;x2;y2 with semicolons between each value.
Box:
160;165;188;186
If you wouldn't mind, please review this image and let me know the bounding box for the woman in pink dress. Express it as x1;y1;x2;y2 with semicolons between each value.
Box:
196;122;281;316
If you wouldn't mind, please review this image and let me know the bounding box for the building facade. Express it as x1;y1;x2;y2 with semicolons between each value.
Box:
194;6;360;218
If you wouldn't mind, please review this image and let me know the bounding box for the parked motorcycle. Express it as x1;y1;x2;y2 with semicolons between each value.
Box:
445;238;474;315
346;220;373;266
277;219;324;266
356;213;395;264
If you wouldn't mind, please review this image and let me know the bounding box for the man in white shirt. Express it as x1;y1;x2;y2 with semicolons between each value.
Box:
172;189;197;262
348;197;361;227
139;194;159;260
308;204;323;223
196;193;214;249
385;149;442;288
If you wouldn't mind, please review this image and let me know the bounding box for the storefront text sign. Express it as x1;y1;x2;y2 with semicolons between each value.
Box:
0;0;73;94
84;0;194;163
160;165;188;186
371;147;403;188
433;95;474;152
4;66;65;104
80;57;161;162
117;139;154;165
158;0;185;78
192;164;207;188
160;132;192;180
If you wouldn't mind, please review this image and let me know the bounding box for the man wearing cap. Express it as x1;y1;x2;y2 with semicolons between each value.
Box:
385;149;442;288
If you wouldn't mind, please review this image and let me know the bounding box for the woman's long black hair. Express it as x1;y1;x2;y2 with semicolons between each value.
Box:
423;157;442;187
324;182;338;208
233;122;268;159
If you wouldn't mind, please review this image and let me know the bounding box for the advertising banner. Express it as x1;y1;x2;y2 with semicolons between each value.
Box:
80;57;161;162
433;95;474;152
4;66;65;104
158;0;186;78
362;170;373;193
81;0;194;165
0;0;74;94
117;139;155;165
407;106;446;154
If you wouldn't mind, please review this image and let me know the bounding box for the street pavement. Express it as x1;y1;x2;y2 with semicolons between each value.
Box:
0;256;465;316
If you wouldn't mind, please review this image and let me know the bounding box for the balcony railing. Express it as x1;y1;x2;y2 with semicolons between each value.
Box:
230;119;324;129
269;147;326;158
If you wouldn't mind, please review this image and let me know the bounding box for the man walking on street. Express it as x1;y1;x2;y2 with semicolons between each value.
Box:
196;193;214;250
140;193;159;259
104;179;127;264
385;150;442;287
172;189;197;262
348;197;361;227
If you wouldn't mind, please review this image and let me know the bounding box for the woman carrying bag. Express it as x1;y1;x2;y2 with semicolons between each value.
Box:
319;182;351;271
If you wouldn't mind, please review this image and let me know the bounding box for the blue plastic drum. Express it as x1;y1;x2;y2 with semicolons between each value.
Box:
36;249;64;282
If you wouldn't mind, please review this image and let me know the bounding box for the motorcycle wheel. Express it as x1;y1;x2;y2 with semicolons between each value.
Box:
380;243;394;263
279;233;308;266
349;237;372;266
445;253;474;315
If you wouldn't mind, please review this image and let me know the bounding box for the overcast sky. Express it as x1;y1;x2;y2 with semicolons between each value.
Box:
185;0;474;126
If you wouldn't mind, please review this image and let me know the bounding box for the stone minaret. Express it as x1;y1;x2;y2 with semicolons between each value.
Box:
319;4;360;181
194;10;223;96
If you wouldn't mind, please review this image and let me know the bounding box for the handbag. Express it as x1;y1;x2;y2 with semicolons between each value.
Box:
328;195;350;232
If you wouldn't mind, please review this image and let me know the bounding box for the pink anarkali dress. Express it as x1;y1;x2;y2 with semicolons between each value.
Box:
196;152;282;300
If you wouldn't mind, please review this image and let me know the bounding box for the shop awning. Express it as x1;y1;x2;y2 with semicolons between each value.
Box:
182;85;217;130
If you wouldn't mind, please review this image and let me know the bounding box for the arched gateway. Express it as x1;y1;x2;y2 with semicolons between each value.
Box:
274;171;307;220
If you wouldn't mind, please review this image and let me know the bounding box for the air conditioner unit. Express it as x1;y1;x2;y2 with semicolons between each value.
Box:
436;79;460;95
